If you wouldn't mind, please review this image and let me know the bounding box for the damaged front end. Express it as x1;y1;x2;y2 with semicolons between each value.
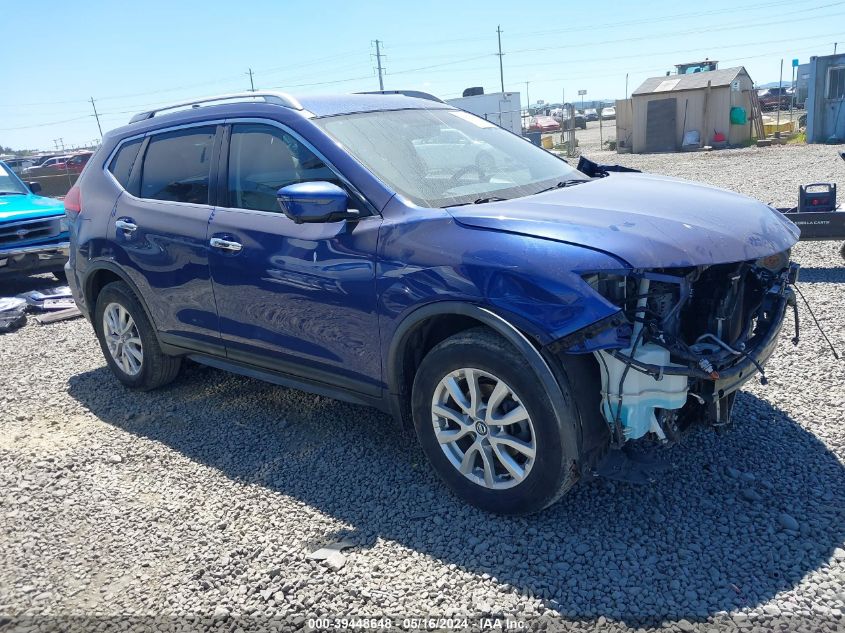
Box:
563;254;799;446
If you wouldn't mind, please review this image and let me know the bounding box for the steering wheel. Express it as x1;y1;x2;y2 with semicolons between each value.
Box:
449;165;488;186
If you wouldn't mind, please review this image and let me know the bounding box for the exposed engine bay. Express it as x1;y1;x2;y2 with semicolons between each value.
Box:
582;253;799;445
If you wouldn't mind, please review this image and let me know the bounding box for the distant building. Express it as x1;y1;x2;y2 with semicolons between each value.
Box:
805;53;845;143
618;66;754;153
674;59;719;75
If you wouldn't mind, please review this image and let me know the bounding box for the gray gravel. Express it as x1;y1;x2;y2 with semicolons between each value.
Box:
1;143;844;632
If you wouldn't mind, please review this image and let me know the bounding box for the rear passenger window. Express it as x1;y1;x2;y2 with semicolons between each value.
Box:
140;127;215;204
108;139;143;189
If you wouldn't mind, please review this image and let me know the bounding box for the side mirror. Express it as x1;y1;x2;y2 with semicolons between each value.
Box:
276;181;359;224
28;182;42;194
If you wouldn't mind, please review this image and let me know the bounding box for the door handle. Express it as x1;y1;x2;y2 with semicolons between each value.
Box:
209;237;243;252
115;219;137;232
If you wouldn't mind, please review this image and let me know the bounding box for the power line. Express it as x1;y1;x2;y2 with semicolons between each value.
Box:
506;8;845;56
500;30;845;72
0;115;92;132
507;0;838;41
385;0;809;50
389;54;492;76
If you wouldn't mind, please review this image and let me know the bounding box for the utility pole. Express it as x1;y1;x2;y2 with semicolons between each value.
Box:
373;40;385;91
247;68;255;92
90;97;103;139
525;81;530;112
496;26;505;93
776;58;783;137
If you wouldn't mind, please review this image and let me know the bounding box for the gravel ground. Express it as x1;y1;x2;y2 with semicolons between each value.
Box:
1;144;844;633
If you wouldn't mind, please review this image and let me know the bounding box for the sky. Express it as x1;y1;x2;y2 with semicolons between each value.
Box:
1;0;842;151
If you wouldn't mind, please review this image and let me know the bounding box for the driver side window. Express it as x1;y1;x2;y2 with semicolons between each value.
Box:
227;123;343;212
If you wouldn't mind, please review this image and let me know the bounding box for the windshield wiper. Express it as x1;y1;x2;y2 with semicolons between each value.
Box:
532;179;589;195
443;196;509;208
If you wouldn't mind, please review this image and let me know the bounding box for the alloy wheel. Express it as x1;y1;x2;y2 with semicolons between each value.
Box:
431;367;536;490
102;302;143;376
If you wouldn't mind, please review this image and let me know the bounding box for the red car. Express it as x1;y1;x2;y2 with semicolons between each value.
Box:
527;115;560;133
62;152;93;174
24;152;92;177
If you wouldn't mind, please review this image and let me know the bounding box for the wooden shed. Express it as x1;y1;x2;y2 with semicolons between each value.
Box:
627;66;754;153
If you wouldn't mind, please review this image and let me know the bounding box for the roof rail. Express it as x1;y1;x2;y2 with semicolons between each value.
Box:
355;90;446;104
128;91;305;124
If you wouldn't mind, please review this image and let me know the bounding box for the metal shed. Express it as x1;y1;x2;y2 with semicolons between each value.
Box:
805;53;845;143
627;66;754;153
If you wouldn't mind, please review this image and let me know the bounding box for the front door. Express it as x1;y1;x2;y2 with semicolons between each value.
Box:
109;124;222;353
208;122;382;395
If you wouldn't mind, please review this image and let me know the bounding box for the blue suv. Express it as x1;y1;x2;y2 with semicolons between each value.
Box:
66;91;799;514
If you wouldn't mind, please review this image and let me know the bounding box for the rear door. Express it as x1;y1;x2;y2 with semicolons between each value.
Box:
108;123;223;354
207;121;382;395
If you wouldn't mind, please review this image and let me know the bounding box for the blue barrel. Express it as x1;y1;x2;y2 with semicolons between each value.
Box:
525;131;542;146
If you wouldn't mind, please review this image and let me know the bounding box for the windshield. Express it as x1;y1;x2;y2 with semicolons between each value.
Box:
314;108;586;208
0;163;28;195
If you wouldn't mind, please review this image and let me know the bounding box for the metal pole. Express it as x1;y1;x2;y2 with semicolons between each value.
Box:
497;26;505;93
776;58;783;137
599;112;603;148
790;63;796;125
247;68;255;92
525;81;530;112
90;97;103;139
375;40;385;91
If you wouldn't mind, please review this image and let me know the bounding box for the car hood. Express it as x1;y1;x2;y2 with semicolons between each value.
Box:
447;173;799;268
0;193;65;223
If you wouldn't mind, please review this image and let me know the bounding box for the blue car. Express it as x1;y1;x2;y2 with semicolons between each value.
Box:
0;161;69;279
65;92;799;514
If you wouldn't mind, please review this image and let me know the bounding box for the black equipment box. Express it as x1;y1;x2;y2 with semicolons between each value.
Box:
798;183;836;213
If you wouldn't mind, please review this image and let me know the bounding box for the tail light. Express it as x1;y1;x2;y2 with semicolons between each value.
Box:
64;185;82;217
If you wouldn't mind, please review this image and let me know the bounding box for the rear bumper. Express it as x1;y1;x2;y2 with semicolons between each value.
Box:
0;242;69;277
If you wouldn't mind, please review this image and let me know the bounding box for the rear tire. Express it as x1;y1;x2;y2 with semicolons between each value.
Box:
94;281;181;390
411;327;579;514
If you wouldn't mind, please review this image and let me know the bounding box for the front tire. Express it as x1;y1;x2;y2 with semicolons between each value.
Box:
94;281;181;390
411;328;579;514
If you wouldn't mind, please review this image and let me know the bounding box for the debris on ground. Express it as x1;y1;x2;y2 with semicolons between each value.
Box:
0;285;79;331
0;297;27;333
306;539;356;571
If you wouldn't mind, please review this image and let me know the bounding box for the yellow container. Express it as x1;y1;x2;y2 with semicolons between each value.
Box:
541;135;554;149
762;117;797;137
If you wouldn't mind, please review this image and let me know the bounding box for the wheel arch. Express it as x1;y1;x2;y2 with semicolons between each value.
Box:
83;261;159;332
387;302;582;466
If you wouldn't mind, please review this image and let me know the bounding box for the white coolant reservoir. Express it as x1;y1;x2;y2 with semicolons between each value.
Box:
596;342;689;441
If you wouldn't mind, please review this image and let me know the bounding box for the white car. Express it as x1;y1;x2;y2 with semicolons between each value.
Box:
413;127;497;173
22;156;72;174
600;106;616;120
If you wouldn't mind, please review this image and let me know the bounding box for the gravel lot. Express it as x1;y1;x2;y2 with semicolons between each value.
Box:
1;143;844;633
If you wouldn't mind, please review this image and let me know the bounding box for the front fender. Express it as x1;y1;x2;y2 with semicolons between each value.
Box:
377;207;629;350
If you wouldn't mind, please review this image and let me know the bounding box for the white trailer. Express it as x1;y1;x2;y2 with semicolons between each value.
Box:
445;92;522;135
